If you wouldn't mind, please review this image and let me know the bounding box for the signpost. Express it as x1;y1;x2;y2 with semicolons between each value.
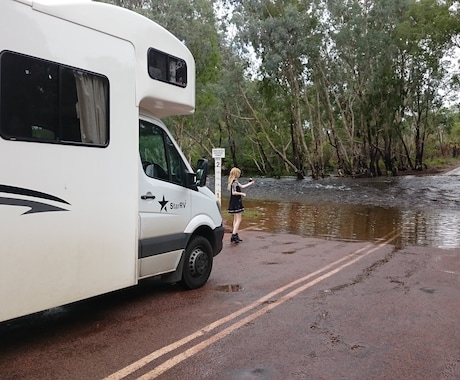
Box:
212;148;225;206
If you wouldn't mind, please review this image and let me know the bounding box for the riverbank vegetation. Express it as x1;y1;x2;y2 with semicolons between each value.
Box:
103;0;460;178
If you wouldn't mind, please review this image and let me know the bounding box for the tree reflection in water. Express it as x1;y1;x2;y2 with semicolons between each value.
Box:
217;173;460;249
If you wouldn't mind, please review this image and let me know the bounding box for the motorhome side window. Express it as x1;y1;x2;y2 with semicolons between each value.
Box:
147;48;187;88
139;121;187;186
0;51;109;146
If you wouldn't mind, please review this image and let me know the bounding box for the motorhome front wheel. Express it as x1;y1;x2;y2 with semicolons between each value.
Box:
181;236;213;290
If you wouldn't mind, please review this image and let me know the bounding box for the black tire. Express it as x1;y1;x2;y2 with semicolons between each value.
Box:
181;236;213;290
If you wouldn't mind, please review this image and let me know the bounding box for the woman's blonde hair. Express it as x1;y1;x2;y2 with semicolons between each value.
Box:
227;167;241;190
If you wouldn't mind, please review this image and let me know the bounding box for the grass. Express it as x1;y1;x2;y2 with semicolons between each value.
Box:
223;209;262;219
425;157;460;169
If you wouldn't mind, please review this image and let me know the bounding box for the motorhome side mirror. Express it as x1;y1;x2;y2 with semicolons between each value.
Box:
185;172;197;189
195;158;208;187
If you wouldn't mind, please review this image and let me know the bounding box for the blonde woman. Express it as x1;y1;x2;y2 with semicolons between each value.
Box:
227;167;254;243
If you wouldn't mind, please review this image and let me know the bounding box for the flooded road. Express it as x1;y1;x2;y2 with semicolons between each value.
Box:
1;171;458;380
217;170;460;249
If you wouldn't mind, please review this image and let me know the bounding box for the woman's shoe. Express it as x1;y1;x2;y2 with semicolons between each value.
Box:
230;234;240;243
236;233;243;242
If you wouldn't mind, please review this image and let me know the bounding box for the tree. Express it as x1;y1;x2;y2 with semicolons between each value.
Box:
230;0;323;178
99;0;460;177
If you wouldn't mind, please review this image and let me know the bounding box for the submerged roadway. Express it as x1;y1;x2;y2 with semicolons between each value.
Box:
0;229;459;379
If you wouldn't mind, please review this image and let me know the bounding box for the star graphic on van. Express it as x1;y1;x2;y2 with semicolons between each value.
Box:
159;195;169;212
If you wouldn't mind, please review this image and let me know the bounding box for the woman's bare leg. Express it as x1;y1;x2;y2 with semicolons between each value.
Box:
232;213;242;234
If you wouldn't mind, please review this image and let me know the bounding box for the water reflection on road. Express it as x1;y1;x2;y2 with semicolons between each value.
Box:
217;171;460;249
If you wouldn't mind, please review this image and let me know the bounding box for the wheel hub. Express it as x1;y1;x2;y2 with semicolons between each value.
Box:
189;247;209;276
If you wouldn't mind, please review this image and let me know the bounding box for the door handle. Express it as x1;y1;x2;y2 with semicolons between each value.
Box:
141;193;156;200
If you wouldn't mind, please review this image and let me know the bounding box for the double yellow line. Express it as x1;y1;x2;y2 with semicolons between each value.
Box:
105;230;400;380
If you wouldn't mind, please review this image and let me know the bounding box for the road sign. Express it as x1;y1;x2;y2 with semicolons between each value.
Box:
212;148;225;159
212;148;225;205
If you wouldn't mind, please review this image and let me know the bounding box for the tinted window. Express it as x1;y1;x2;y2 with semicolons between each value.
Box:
147;48;187;88
0;51;109;146
139;120;187;186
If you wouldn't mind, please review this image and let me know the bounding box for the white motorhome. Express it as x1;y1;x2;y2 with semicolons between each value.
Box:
0;0;224;323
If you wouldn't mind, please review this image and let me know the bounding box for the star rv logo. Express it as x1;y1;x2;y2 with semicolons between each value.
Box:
158;195;169;212
0;185;70;215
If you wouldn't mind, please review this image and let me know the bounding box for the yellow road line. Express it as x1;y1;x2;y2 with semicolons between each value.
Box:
104;230;400;380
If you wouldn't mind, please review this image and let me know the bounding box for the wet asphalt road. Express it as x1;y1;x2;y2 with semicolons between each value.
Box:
0;230;459;380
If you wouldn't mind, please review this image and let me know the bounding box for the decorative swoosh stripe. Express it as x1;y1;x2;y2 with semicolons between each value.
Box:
0;197;69;214
0;185;70;205
0;184;70;214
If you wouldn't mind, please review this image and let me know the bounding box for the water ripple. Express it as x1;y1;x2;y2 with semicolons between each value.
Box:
216;173;460;248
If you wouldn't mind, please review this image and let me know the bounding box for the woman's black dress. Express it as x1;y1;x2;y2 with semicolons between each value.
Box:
228;180;244;214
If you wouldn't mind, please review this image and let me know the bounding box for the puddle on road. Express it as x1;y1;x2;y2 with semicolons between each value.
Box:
215;284;243;292
217;173;460;249
223;199;460;249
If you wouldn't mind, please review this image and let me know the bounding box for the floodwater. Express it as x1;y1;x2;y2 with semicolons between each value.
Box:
216;168;460;249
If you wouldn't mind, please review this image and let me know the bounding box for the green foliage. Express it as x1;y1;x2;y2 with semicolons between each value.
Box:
452;121;460;142
99;0;460;177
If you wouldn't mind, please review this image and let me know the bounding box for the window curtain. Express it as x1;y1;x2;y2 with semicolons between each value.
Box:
74;72;107;144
